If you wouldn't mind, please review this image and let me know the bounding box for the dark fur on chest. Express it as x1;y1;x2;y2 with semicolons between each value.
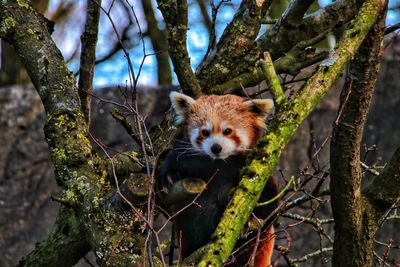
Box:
156;141;279;259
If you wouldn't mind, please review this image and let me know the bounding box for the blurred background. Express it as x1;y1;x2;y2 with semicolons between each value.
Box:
0;0;400;266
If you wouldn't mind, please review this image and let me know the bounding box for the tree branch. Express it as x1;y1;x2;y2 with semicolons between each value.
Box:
209;45;328;95
196;0;273;92
156;0;202;96
279;0;315;22
261;51;285;109
17;207;90;267
364;148;400;219
0;3;153;265
78;0;101;127
329;3;387;266
257;0;359;59
196;0;212;35
198;0;386;265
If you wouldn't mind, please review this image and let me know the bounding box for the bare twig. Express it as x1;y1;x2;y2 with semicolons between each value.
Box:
385;22;400;34
291;247;333;263
203;0;229;60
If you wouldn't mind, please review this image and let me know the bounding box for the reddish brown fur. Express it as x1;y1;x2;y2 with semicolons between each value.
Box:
229;132;242;147
183;95;265;146
254;226;275;267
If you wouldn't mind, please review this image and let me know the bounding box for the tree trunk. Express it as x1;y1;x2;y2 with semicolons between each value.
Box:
330;5;387;266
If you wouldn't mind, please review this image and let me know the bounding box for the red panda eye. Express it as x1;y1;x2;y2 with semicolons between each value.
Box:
201;129;210;137
223;128;232;135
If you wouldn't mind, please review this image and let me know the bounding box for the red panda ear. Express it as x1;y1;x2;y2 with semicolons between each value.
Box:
169;92;195;124
243;99;274;120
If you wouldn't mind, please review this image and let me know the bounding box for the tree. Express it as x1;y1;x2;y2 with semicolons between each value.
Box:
0;0;399;266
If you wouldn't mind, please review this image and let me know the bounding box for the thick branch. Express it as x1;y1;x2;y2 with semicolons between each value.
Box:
157;0;202;96
79;0;101;126
196;0;272;92
330;4;386;266
0;3;151;265
17;207;90;267
364;149;400;216
364;149;400;219
257;0;359;59
198;0;386;265
209;46;328;95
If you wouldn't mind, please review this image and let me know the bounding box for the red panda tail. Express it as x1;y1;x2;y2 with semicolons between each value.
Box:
254;225;275;267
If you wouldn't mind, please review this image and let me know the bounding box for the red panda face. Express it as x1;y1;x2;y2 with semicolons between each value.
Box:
170;92;274;159
188;121;248;159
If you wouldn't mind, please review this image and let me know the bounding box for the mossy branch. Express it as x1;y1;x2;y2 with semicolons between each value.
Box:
257;0;359;59
198;0;386;265
209;46;328;95
0;2;153;265
257;175;294;207
262;51;286;109
17;207;90;267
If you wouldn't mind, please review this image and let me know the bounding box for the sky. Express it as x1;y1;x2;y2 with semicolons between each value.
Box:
48;0;400;89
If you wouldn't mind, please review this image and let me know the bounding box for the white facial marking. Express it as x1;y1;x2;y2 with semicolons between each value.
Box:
189;128;200;150
202;135;236;159
236;128;250;150
204;122;212;132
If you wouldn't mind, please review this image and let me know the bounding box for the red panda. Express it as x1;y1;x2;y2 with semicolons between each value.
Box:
157;92;279;266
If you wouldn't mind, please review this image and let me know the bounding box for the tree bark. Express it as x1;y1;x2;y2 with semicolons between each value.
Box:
0;3;148;266
17;207;90;267
156;0;202;96
330;3;392;266
0;41;30;86
78;0;102;126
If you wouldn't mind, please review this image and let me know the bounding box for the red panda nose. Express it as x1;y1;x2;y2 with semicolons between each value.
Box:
211;143;222;155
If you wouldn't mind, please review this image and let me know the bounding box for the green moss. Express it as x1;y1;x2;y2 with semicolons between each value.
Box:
51;147;67;164
2;17;16;31
247;159;264;175
75;133;92;155
54;114;67;128
64;189;78;203
17;0;30;9
98;169;108;186
92;196;101;208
